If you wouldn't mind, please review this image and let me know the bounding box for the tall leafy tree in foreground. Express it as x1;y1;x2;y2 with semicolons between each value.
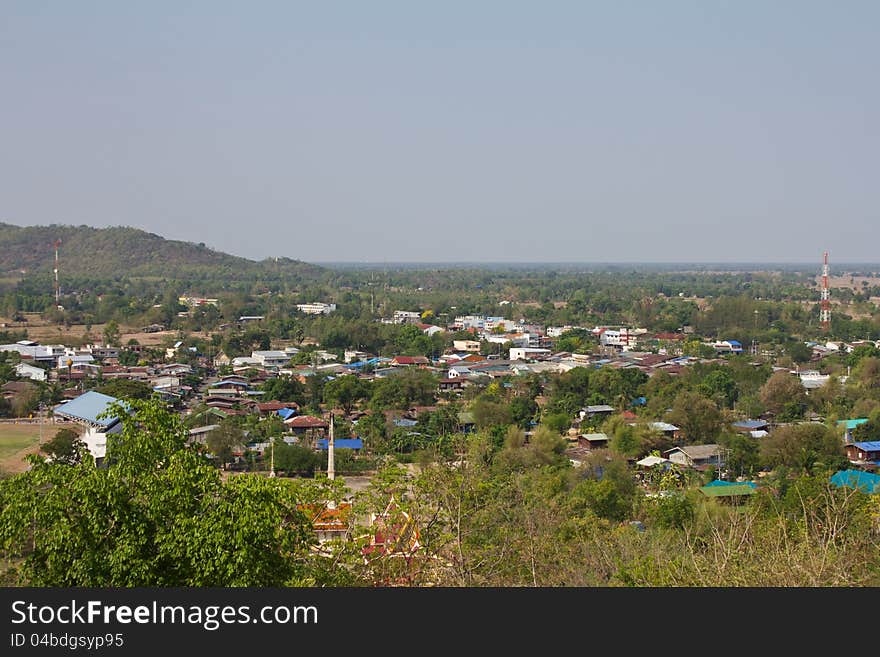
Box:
0;399;339;586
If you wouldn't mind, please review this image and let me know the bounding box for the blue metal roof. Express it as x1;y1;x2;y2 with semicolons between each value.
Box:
344;357;389;369
316;438;363;450
53;391;125;428
727;340;742;347
830;469;880;494
276;408;296;420
852;441;880;451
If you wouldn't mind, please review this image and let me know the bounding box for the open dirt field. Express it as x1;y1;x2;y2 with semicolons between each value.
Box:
1;314;184;347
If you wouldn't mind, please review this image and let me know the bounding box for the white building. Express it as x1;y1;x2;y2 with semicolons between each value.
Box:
596;327;647;348
392;310;422;324
453;340;481;352
15;362;47;382
344;349;372;363
231;356;261;368
452;315;487;331
547;325;590;338
251;350;292;368
56;353;95;369
1;340;65;364
509;347;552;361
296;302;337;315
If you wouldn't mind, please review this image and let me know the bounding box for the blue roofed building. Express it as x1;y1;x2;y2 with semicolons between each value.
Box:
844;441;880;468
712;340;743;354
53;391;125;429
830;469;880;494
276;407;297;421
316;438;363;451
53;391;128;465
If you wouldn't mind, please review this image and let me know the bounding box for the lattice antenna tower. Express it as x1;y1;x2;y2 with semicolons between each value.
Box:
820;251;831;332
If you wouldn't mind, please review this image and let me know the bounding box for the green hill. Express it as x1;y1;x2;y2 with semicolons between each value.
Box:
0;223;325;281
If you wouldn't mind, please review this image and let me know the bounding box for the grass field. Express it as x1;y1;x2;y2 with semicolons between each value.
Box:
0;423;49;475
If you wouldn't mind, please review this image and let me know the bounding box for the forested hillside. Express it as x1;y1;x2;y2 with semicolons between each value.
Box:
0;223;325;281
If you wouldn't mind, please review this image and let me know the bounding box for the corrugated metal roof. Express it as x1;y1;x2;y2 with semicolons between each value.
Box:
830;469;880;494
53;391;125;428
276;408;296;420
316;438;363;450
852;441;880;451
732;419;768;430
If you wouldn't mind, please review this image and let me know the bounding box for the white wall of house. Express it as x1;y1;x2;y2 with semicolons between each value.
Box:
15;362;47;382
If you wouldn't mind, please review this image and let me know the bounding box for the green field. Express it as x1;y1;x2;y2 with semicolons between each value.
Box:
0;424;44;468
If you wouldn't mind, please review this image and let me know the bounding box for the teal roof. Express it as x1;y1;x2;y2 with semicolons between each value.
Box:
830;469;880;494
704;479;758;489
837;418;869;430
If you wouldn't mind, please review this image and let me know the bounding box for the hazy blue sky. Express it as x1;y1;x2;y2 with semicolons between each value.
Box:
1;2;877;263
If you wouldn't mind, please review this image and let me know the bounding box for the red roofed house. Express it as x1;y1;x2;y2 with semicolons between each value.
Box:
389;356;431;367
284;414;329;438
256;400;299;414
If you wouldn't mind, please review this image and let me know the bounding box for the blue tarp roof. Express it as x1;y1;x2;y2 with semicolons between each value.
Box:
53;391;126;428
345;357;390;369
316;438;363;450
704;479;758;489
276;408;296;420
830;469;880;494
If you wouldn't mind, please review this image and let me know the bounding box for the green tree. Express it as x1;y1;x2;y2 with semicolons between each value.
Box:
324;375;366;415
96;378;154;401
667;391;723;444
273;441;320;474
509;396;538;429
261;375;305;405
471;397;513;430
40;428;84;466
205;422;245;466
103;319;121;347
759;423;846;474
0;399;327;586
760;371;807;420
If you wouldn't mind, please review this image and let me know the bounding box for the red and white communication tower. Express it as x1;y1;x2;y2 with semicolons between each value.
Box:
53;239;61;306
820;250;830;332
